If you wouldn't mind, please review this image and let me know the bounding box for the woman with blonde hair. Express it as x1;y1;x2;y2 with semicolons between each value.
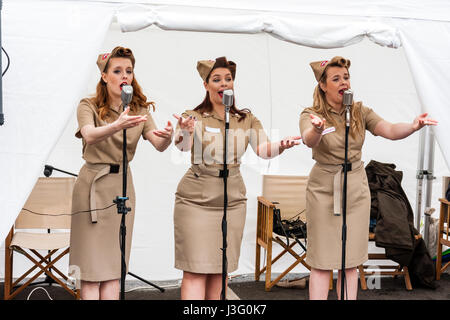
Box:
69;46;174;300
300;56;437;300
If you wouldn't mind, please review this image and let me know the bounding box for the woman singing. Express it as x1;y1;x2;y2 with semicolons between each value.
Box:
300;56;437;300
172;56;301;300
69;46;173;300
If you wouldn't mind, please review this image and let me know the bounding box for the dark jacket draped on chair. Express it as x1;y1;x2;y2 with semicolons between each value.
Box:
365;160;437;289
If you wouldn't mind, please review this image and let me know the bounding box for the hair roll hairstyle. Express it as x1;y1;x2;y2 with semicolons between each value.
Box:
91;46;155;121
312;56;363;137
194;56;249;121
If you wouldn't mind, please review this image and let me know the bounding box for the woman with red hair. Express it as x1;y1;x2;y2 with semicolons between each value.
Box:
69;46;173;300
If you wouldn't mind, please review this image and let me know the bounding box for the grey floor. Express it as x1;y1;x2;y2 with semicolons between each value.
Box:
1;271;449;300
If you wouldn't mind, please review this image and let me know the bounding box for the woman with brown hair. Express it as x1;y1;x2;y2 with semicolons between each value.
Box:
300;56;437;300
69;46;174;300
172;56;301;300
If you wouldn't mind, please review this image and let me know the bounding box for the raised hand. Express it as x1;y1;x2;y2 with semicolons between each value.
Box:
279;136;302;151
173;114;196;134
114;106;148;130
412;113;438;131
153;121;174;140
310;114;326;133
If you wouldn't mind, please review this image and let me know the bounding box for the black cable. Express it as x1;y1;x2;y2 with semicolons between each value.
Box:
2;46;10;76
21;204;116;217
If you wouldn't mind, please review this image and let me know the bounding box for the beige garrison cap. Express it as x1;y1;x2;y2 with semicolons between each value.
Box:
96;52;111;73
310;56;351;82
196;60;216;82
196;57;237;82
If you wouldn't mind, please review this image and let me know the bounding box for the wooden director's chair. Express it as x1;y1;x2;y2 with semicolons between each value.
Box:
436;198;450;280
357;232;422;291
255;175;333;291
359;178;449;290
4;177;79;300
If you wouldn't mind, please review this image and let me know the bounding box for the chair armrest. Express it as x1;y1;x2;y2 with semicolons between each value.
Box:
256;196;276;243
257;196;276;208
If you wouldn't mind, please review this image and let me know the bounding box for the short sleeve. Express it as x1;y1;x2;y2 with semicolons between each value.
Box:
362;104;384;135
75;99;96;139
249;113;270;151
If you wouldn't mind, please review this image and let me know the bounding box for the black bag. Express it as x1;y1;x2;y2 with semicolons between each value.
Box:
272;208;307;251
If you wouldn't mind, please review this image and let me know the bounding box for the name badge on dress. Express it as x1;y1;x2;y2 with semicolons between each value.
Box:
322;127;336;135
205;126;221;133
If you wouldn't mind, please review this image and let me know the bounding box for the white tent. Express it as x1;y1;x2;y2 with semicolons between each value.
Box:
1;0;449;281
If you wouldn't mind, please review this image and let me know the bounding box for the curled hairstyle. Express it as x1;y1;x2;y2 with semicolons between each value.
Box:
194;57;249;121
312;56;363;137
91;46;155;121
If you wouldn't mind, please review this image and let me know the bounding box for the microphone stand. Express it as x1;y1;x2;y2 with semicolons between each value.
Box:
340;104;351;300
49;90;164;299
114;110;130;300
44;165;78;178
114;103;164;300
220;104;230;301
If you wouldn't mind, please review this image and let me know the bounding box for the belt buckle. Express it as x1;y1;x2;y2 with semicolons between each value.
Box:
342;162;352;172
219;169;229;178
110;164;120;174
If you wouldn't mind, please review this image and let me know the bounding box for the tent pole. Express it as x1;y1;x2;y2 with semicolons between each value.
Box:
415;126;435;246
415;126;426;231
423;126;435;246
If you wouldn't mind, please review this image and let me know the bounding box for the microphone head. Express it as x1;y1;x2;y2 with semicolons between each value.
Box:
121;85;133;106
343;89;353;106
222;89;234;108
44;165;53;177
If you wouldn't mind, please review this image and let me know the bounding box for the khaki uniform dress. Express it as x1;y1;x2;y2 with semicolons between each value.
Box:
174;109;268;274
69;98;156;281
299;102;383;270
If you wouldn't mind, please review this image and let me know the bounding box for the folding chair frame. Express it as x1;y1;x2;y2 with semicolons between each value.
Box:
358;233;419;291
255;197;333;291
4;226;80;300
436;198;450;280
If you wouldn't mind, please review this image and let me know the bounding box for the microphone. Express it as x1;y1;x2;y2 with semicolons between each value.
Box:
222;89;233;108
121;84;133;107
222;89;233;123
343;89;353;106
43;164;78;177
44;165;53;177
343;89;353;127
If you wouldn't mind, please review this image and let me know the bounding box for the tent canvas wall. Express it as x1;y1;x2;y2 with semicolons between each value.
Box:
1;0;449;281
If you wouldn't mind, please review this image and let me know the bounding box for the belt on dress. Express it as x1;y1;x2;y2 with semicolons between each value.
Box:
84;162;122;223
191;164;241;177
316;161;362;216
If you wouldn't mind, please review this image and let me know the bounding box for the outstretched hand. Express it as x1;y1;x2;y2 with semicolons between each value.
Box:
173;114;196;134
152;121;174;140
310;114;326;133
114;106;148;130
412;113;438;131
279;136;302;151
